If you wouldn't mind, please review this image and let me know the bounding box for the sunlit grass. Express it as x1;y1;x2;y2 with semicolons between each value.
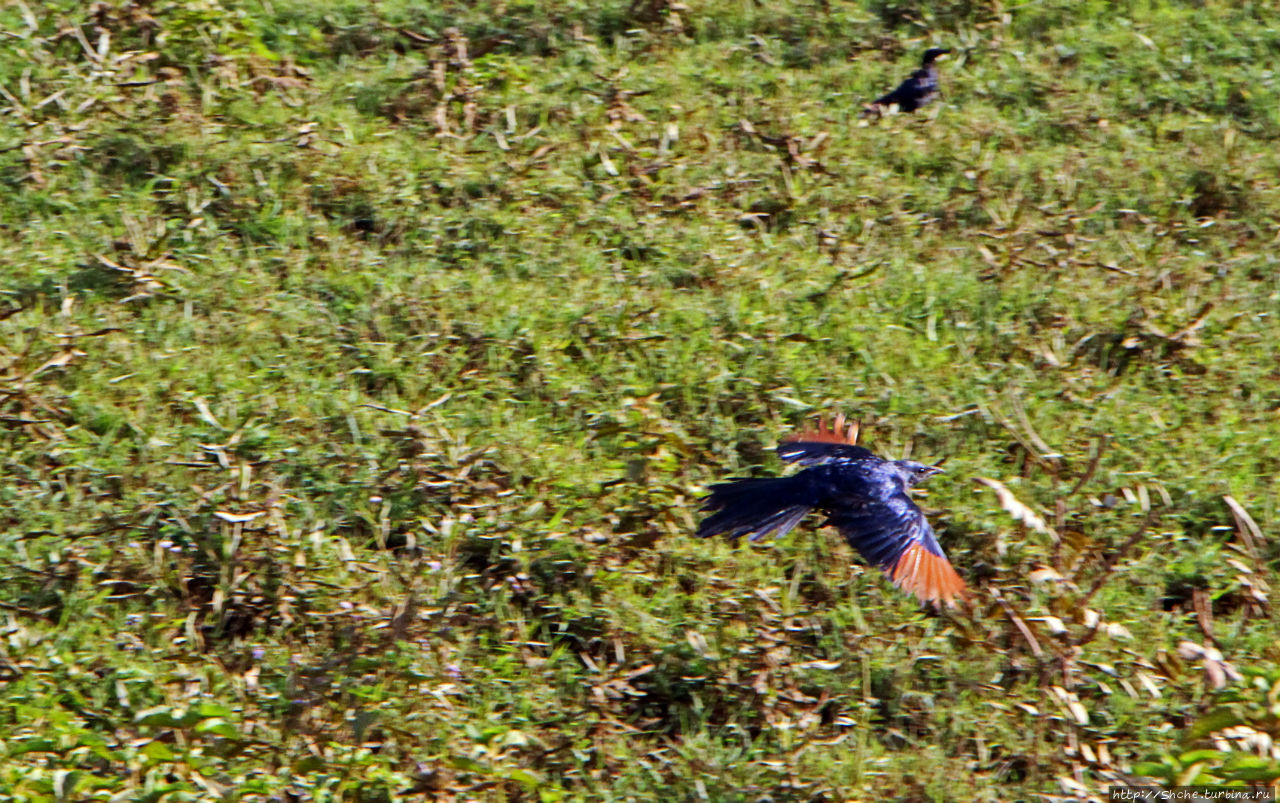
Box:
1;0;1278;799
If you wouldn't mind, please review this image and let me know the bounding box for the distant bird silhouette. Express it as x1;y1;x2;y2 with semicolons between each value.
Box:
696;415;966;606
862;47;952;117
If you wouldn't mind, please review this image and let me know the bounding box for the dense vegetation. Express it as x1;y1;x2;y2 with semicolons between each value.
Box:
2;0;1278;799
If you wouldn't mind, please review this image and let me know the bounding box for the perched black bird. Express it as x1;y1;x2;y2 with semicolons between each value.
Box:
863;47;952;116
696;415;966;606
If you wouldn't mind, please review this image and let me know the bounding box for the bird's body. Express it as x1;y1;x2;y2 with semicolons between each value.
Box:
863;47;951;116
696;415;966;606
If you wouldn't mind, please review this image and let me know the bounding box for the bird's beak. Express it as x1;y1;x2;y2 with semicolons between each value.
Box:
925;462;946;476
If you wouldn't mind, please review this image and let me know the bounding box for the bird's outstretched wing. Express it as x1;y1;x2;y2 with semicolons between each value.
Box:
826;494;966;606
696;476;815;543
777;413;877;466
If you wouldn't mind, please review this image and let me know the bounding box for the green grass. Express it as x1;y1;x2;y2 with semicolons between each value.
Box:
2;0;1279;799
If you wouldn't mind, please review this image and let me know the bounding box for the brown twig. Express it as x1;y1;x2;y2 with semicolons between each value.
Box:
990;587;1044;660
1067;434;1107;497
1076;510;1157;610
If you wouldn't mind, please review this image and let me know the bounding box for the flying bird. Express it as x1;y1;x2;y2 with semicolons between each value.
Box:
862;47;952;117
696;415;966;606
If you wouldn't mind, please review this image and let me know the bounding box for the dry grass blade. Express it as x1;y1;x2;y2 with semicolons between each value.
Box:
1192;588;1220;648
1176;640;1242;689
27;347;86;379
988;399;1061;469
975;477;1055;537
1223;495;1264;562
1008;394;1061;460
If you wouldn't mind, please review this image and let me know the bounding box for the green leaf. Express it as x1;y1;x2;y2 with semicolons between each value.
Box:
505;768;543;789
448;755;487;774
1187;706;1244;740
8;738;59;757
1131;761;1176;781
193;718;239;738
195;702;233;719
142;741;176;761
1221;755;1280;782
1178;749;1227;765
134;707;180;727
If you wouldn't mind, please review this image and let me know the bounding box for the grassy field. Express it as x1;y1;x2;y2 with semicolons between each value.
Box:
2;0;1279;800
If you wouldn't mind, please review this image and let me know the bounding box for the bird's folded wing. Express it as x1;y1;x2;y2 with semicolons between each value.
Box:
873;77;917;108
777;440;877;466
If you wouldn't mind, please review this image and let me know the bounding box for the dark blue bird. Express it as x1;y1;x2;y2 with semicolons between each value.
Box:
863;47;952;116
696;415;966;606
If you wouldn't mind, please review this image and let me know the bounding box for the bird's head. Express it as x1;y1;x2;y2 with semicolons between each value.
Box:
922;48;952;66
892;459;945;487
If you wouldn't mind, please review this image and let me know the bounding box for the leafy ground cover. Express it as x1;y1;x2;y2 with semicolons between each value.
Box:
1;0;1278;799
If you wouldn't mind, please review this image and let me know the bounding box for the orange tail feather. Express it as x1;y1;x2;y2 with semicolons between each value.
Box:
787;412;861;446
891;542;967;607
